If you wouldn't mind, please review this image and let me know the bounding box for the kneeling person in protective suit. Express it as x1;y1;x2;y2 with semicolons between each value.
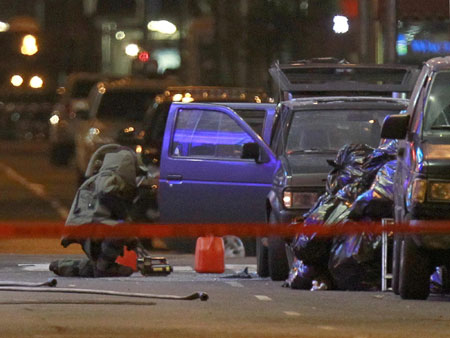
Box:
50;145;146;277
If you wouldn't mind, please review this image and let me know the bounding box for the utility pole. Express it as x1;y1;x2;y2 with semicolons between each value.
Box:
359;0;370;62
385;0;397;63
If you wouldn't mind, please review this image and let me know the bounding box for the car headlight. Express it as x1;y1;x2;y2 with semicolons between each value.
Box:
282;191;319;209
429;181;450;201
411;179;427;203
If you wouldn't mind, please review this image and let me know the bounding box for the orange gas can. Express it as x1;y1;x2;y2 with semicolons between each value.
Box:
116;248;138;272
195;236;225;273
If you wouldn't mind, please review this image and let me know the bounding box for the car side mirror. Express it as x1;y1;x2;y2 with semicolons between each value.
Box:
241;142;260;161
381;114;410;139
76;109;90;120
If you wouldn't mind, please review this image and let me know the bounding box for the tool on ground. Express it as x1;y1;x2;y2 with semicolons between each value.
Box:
221;267;253;279
137;256;173;276
0;278;57;287
0;286;208;301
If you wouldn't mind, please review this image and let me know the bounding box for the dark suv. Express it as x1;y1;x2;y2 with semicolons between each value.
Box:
258;60;418;280
381;56;450;300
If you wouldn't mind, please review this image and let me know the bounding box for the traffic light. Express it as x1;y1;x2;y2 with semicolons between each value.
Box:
138;51;150;63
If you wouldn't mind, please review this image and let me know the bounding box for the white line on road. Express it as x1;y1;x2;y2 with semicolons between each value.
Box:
173;266;194;272
0;162;69;219
18;263;50;271
224;281;244;288
283;311;301;316
254;295;272;301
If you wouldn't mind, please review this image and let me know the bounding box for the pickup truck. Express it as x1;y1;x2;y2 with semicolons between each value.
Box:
381;56;450;300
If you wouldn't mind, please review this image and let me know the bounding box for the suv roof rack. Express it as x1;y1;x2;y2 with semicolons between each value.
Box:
269;59;420;100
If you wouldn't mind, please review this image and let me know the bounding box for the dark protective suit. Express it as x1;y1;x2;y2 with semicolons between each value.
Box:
51;146;142;277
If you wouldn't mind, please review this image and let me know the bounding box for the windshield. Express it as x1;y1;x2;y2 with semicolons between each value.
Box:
96;90;158;121
423;71;450;133
285;109;393;154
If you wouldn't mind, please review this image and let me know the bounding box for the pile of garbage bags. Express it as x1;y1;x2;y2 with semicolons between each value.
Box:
285;140;398;291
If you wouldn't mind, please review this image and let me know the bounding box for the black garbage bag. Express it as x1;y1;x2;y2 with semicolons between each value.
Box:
430;266;450;294
347;160;396;221
326;144;374;195
292;233;332;266
283;258;332;290
328;231;382;291
294;143;380;272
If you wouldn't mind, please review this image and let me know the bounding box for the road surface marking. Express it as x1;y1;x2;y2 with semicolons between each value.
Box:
284;311;301;316
317;325;336;331
255;295;272;301
173;266;194;272
18;263;50;271
0;162;69;219
225;281;244;287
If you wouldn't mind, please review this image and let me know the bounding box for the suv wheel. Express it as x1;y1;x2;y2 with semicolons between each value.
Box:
256;237;269;277
399;237;431;300
267;212;290;281
268;236;290;281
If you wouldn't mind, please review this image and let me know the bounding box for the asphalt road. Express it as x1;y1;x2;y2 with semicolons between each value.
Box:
0;140;449;337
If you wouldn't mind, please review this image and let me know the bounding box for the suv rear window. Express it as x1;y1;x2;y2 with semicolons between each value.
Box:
96;91;158;121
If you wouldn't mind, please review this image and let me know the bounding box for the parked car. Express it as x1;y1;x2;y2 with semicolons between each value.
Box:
74;77;175;183
136;86;273;167
157;102;277;254
380;56;450;300
259;59;419;281
261;96;409;280
48;72;117;166
130;86;275;255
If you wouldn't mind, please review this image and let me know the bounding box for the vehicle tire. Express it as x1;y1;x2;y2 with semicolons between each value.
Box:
268;236;290;281
256;237;269;277
392;234;403;295
267;212;290;281
399;237;431;300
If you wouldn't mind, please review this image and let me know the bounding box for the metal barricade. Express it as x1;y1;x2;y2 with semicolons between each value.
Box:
381;218;395;291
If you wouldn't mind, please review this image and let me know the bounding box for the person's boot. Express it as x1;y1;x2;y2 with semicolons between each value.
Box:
94;258;133;277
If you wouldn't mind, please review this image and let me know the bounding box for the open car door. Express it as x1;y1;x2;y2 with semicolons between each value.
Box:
159;102;277;224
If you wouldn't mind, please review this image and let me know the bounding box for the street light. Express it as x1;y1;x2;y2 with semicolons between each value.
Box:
125;43;139;57
21;34;38;55
10;75;23;87
0;21;9;32
147;20;177;35
333;15;349;34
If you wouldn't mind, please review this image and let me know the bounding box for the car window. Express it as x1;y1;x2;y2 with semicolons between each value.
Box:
233;109;266;136
96;90;158;121
171;109;254;159
423;71;450;132
285;109;394;154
